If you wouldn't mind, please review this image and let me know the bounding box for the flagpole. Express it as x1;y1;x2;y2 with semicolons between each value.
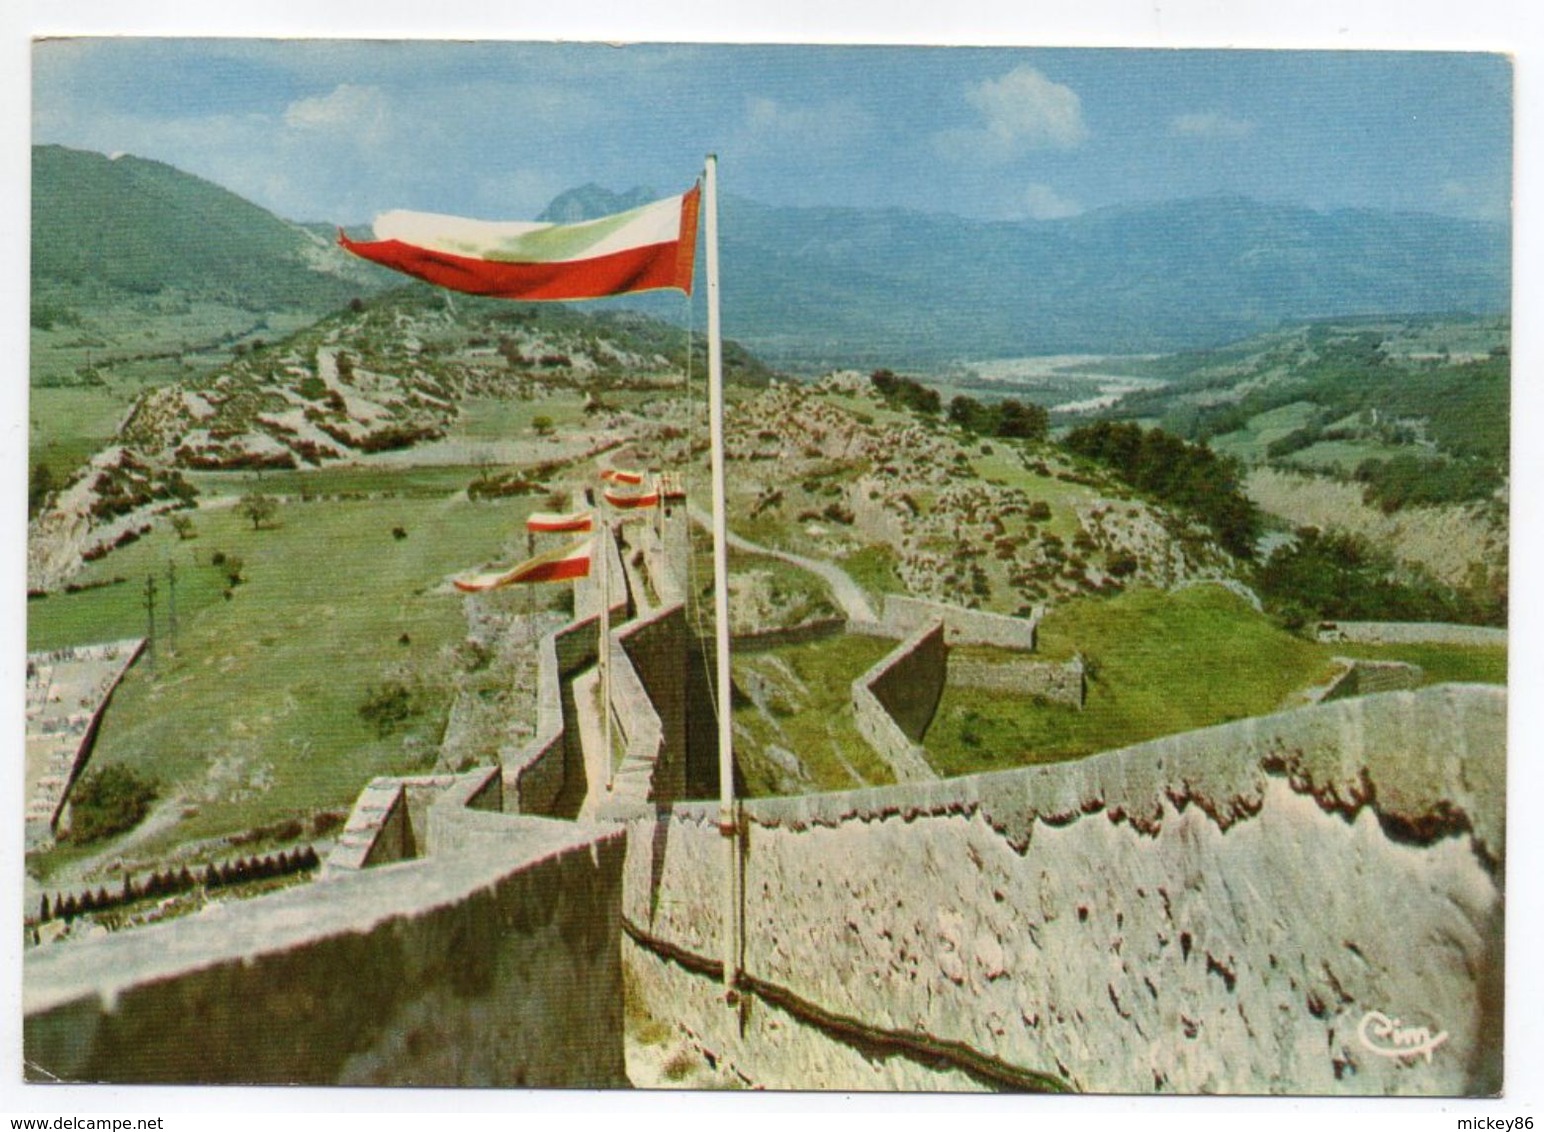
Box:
705;153;740;1003
600;515;614;793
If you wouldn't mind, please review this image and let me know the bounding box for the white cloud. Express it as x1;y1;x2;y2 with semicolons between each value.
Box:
1439;178;1510;222
1018;182;1083;220
741;95;873;149
934;65;1087;163
283;84;390;142
1169;111;1255;140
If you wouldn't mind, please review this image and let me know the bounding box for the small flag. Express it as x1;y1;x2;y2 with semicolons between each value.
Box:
526;509;594;534
601;467;646;486
339;187;700;301
657;471;686;501
454;538;593;592
604;488;661;510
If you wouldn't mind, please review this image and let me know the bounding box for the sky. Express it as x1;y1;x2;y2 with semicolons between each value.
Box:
31;39;1512;227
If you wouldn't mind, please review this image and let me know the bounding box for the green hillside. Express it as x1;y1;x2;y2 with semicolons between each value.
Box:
32;145;382;310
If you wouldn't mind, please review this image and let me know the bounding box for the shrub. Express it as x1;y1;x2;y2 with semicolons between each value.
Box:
358;682;416;737
68;765;158;844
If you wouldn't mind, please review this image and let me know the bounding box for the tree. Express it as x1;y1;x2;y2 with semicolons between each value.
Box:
995;399;1049;442
532;415;555;436
236;491;277;530
67;765;158;844
28;463;55;519
171;514;196;541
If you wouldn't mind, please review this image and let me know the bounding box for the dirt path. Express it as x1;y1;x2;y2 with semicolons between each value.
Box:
688;506;878;623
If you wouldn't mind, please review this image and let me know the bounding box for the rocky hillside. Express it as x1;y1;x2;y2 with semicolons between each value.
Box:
723;374;1239;613
26;290;763;592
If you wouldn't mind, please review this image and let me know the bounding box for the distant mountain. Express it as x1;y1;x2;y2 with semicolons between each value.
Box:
31;144;1508;366
32;145;386;310
537;183;662;223
718;194;1509;365
540;184;1509;366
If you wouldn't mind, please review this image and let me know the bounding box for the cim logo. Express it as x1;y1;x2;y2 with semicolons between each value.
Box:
1356;1009;1450;1064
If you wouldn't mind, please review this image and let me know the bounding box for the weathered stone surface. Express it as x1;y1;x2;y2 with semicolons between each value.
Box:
621;685;1504;1095
851;622;945;783
26;814;627;1088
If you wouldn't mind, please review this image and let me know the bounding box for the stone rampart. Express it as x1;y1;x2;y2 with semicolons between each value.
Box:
731;617;848;653
947;654;1086;709
505;614;600;817
613;603;690;804
850;621;946;783
25;812;628;1087
882;595;1041;650
619;684;1505;1095
1318;621;1508;648
1316;658;1425;703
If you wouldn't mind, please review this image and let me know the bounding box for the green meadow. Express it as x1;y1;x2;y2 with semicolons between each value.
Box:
28;488;538;863
925;584;1505;777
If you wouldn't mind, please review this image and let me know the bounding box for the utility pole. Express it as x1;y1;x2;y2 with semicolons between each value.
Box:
165;561;178;655
143;574;158;666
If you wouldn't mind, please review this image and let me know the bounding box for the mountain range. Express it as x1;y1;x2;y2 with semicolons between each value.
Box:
32;146;1511;367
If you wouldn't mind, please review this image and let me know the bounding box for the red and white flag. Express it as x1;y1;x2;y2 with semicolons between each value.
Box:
339;187;700;301
526;509;594;534
600;466;645;486
454;538;593;592
603;488;661;510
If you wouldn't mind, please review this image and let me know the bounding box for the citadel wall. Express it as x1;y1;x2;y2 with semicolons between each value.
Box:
25;810;628;1087
619;684;1505;1095
850;621;945;783
1318;621;1508;648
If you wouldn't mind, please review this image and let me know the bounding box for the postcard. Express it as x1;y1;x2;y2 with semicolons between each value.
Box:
17;35;1518;1102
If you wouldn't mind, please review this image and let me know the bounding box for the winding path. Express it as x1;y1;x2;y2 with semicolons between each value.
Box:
688;506;878;623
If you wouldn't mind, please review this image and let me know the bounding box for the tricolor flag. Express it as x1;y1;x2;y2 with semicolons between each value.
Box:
339;187;700;301
525;509;594;534
657;471;687;501
453;538;593;592
603;488;661;510
600;467;646;486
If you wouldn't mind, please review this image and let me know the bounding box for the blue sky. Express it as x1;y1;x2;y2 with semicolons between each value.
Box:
33;40;1506;225
33;40;1513;228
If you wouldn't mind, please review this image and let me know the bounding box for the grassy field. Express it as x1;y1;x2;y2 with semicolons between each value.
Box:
185;463;506;500
1281;439;1440;474
925;584;1506;777
1209;401;1319;465
28;488;538;868
927;586;1338;775
732;634;897;797
452;393;589;442
1332;641;1507;686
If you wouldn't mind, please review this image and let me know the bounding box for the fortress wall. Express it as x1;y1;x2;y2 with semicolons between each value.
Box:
621;685;1505;1095
327;780;411;872
731;617;848;653
506;615;600;817
25;814;629;1088
860;621;948;743
947;655;1086;708
1318;659;1425;702
615;604;690;803
850;621;946;783
883;595;1040;651
1318;621;1508;648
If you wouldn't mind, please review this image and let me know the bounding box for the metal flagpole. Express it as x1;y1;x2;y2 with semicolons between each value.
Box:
600;516;614;792
705;153;740;1002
